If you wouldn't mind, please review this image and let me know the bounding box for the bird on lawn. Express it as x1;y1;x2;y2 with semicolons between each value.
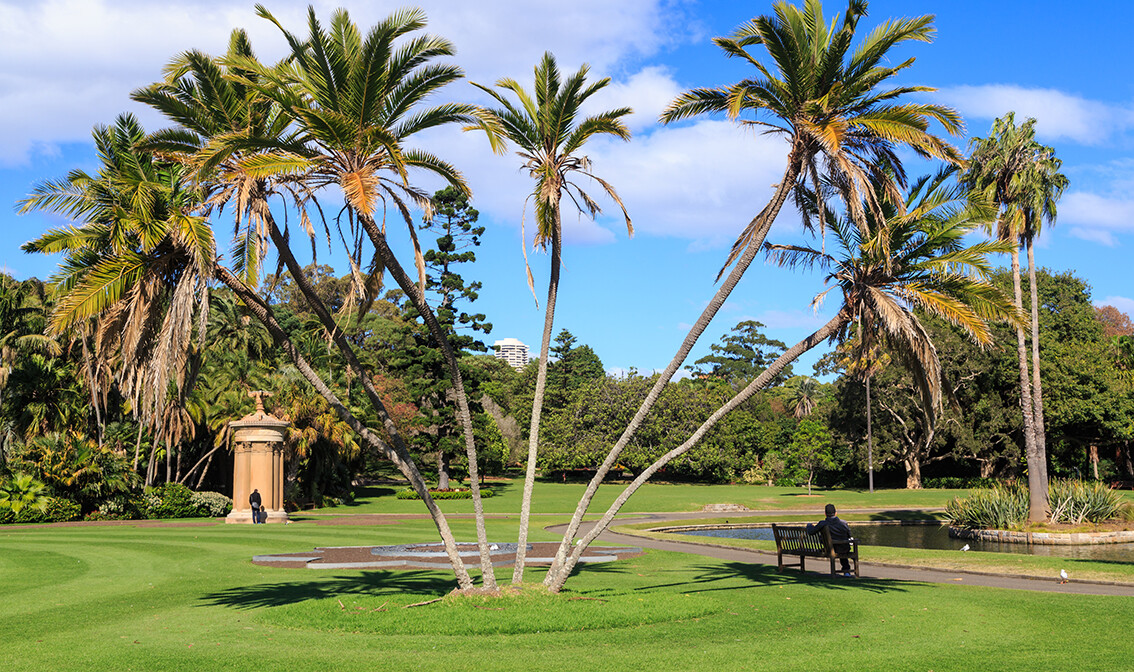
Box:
1060;569;1069;584
960;544;970;552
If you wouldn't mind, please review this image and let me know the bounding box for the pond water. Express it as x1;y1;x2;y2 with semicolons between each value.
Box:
677;523;1134;562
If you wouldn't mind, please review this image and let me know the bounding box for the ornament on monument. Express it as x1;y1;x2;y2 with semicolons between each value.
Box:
225;390;291;524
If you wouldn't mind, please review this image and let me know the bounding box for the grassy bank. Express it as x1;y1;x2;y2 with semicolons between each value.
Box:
3;516;1133;671
615;515;1134;585
312;480;967;517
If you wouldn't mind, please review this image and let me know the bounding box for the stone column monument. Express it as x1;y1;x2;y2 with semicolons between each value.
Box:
225;391;290;524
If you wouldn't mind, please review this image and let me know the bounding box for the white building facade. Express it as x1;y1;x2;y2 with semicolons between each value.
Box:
493;338;529;369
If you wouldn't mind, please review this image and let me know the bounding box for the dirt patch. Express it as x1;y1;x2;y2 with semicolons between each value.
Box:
253;542;642;570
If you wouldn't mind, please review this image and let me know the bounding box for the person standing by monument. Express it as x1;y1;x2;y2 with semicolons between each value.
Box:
249;488;263;524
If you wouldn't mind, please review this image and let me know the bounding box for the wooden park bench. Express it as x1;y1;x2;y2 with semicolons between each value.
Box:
771;524;859;577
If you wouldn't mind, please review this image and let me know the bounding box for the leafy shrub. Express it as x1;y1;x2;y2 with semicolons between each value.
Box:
946;483;1028;530
396;488;495;500
947;480;1125;529
1048;479;1124;524
190;491;233;517
923;477;1002;489
0;473;50;515
0;497;81;524
142;483;203;519
86;495;142;521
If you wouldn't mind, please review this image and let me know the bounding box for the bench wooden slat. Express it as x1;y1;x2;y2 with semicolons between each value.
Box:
771;523;859;577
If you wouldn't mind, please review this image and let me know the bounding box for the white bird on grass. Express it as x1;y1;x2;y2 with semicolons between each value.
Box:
1060;569;1069;584
960;544;970;552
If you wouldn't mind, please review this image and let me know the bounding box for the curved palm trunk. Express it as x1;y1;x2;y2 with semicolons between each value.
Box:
545;147;804;586
513;208;562;585
214;265;475;590
546;311;846;592
355;215;496;590
1026;239;1049;487
1011;244;1046;522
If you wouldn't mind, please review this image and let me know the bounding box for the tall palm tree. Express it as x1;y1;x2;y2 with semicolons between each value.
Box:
1017;147;1067;488
961;112;1063;522
470;51;632;583
18;114;214;483
133;12;492;588
544;170;1016;592
549;0;964;578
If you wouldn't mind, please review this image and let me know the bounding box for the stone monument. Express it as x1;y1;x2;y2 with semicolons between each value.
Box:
225;390;290;524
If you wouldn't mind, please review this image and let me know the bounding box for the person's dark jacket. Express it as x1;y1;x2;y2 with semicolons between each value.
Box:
249;491;262;509
806;516;851;548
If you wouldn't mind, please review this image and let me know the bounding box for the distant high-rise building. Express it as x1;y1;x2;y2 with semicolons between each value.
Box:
493;338;529;369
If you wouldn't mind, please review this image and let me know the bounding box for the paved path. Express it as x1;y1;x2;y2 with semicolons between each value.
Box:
548;511;1134;597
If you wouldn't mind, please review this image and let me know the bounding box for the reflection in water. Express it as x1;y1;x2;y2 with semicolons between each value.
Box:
677;524;1134;562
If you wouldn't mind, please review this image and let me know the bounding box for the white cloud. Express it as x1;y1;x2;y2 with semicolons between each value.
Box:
1061;191;1134;247
935;85;1134;145
579;66;683;133
1097;296;1134;316
0;0;688;165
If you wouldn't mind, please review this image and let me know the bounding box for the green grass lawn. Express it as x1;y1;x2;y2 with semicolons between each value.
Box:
317;479;968;517
3;514;1133;671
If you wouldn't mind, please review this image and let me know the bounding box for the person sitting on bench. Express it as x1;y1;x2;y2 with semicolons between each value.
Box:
806;504;852;576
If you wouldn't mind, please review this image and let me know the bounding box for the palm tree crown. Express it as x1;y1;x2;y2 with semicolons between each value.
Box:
662;0;963;274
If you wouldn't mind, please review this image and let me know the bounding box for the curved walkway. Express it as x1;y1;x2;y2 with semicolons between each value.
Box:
550;509;1134;597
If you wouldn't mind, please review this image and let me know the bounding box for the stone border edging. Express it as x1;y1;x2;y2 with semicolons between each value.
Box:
949;526;1134;545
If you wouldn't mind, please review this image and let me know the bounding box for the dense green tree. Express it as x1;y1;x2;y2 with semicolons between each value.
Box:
784;419;836;494
689;320;791;385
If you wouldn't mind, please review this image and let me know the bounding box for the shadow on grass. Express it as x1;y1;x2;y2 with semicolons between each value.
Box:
632;562;909;596
199;570;456;610
860;509;947;522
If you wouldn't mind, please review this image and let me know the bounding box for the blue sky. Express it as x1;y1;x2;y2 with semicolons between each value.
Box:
3;0;1132;379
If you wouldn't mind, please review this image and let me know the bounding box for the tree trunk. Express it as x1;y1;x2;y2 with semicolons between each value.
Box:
1012;244;1046;522
80;331;104;448
979;459;996;479
514;205;562;585
1090;444;1099;480
904;454;922;489
546;310;846;592
132;422;144;471
354;214;497;589
214;265;475;590
438;450;450;491
545;147;806;586
1026;239;1049;487
865;374;874;494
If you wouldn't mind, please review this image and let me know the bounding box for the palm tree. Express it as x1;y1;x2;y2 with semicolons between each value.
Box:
961;112;1064;522
133;11;492;588
790;377;820;418
470;51;632;583
543;170;1017;592
1017;146;1067;489
18;113;214;483
548;0;964;580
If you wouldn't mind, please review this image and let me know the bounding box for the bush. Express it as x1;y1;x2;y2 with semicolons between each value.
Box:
923;477;1002;489
86;495;142;521
142;483;204;519
947;480;1126;529
190;491;233;517
1048;479;1124;524
946;483;1028;530
396;488;495;500
0;497;81;524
